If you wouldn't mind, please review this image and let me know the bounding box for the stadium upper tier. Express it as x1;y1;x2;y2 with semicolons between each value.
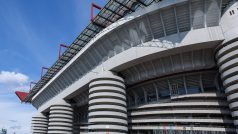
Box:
31;0;229;109
24;0;160;102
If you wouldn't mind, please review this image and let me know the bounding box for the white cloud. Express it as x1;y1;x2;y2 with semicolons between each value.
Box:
12;85;30;93
0;71;30;95
0;70;34;134
0;71;28;85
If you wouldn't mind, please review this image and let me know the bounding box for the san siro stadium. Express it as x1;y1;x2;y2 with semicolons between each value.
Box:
18;0;238;133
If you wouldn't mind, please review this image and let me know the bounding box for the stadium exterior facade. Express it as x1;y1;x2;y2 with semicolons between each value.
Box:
28;0;238;133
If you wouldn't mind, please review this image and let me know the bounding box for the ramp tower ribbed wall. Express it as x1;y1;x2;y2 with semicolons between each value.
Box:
216;1;238;132
31;113;48;134
47;101;73;134
88;71;128;134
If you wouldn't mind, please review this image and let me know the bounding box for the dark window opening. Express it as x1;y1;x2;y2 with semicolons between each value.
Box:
204;86;216;93
147;93;157;103
187;87;201;94
159;89;170;99
137;96;145;105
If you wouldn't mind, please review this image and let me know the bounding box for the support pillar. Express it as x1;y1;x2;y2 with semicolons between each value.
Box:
216;40;238;132
88;71;128;134
31;112;48;134
217;2;238;133
47;100;74;134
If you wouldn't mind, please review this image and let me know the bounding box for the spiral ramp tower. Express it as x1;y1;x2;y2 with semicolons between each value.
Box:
31;113;48;134
216;1;238;133
47;100;73;134
88;71;128;134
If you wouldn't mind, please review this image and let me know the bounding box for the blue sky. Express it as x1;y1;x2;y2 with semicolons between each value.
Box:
0;0;107;133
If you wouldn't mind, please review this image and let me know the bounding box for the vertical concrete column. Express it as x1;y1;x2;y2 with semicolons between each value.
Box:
216;41;238;130
31;112;48;134
217;2;238;133
47;100;74;134
88;71;128;134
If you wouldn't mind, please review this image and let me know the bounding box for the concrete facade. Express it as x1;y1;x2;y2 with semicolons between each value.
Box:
30;0;238;134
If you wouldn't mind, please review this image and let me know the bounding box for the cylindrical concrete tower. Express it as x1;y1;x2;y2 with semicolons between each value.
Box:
88;71;128;134
47;100;74;134
31;112;48;134
216;1;238;133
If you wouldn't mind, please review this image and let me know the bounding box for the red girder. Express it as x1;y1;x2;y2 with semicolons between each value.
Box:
15;91;28;102
58;44;70;60
91;3;102;22
29;81;37;92
41;67;49;78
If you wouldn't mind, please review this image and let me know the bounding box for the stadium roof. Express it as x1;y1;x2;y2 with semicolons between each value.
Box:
24;0;161;102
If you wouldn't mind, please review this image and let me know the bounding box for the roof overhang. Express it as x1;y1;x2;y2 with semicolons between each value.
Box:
24;0;160;102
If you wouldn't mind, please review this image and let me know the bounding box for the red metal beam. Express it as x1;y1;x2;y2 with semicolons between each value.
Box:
41;67;49;78
15;81;37;102
58;44;69;60
29;82;37;92
15;91;28;102
91;3;102;22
